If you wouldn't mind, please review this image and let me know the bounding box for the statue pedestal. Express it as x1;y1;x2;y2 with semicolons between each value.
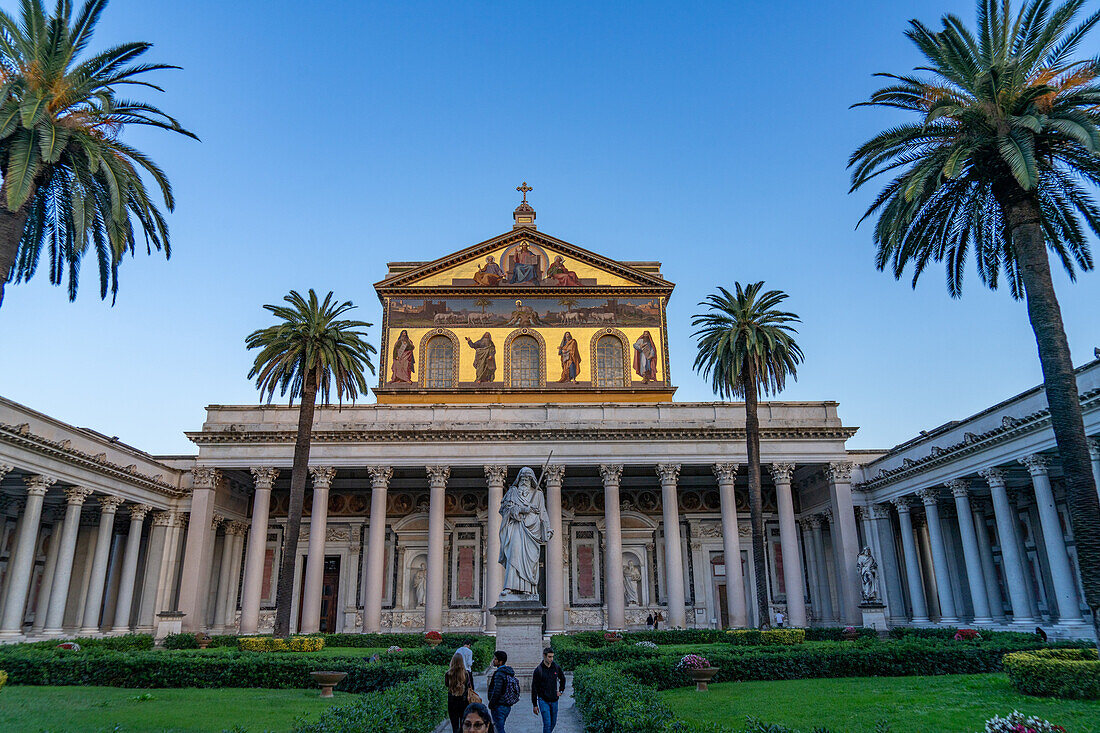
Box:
490;598;545;690
859;601;888;632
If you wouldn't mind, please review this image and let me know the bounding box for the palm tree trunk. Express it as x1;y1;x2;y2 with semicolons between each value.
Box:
272;368;320;638
0;181;31;309
744;359;770;627
1005;193;1100;643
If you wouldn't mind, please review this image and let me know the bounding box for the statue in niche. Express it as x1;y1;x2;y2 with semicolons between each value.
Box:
473;255;505;286
857;546;879;602
624;560;642;606
465;332;497;382
632;331;659;383
498;466;552;600
413;561;427;607
390;330;415;383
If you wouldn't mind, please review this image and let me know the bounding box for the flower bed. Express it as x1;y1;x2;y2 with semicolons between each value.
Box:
982;711;1067;732
1002;648;1100;700
292;667;445;733
238;636;325;652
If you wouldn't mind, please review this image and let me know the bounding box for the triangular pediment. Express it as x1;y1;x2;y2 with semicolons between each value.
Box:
375;228;672;292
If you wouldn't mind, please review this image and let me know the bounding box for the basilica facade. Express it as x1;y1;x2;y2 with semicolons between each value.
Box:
0;201;1097;641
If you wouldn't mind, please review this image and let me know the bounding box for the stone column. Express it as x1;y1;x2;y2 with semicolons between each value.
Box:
657;463;686;629
893;497;930;623
157;513;186;617
425;465;450;632
544;464;566;634
972;501;1006;623
599;464;626;631
714;463;748;628
770;463;806;627
808;515;834;622
178;467;218;631
484;465;507;633
1088;439;1100;505
825;462;861;624
917;487;959;623
1019;455;1084;623
979;468;1034;625
301;466;336;633
240;467;278;635
42;487;93;635
136;511;170;631
797;519;817;621
213;518;241;631
946;480;993;624
80;494;124;634
362;466;393;633
110;504;152;633
31;508;62;634
224;522;248;631
868;503;905;621
0;475;55;638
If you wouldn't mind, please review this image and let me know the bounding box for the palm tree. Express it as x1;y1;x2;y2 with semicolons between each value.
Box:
475;297;492;314
849;0;1100;637
0;0;195;308
246;290;376;637
693;282;803;627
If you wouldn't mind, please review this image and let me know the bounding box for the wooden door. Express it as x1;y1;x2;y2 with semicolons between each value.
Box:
717;584;729;629
320;556;340;633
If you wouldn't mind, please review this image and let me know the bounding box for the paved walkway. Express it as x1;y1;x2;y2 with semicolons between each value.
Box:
435;673;583;733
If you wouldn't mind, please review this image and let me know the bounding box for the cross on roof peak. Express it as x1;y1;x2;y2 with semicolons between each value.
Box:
516;181;533;203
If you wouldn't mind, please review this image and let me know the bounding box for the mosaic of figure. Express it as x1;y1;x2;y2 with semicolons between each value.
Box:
558;332;581;383
498;466;551;598
506;242;541;284
503;299;543;326
390;330;415;383
632;331;658;383
473;255;504;286
465;332;497;382
547;256;581;286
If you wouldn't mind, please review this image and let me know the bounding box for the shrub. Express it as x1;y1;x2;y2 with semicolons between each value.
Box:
237;636;325;653
726;629;805;646
18;634;154;652
317;632;482;648
0;669;7;690
163;633;198;650
953;629;981;641
424;630;442;641
804;627;877;641
982;711;1066;732
293;667;444;733
573;664;680;733
1002;648;1100;700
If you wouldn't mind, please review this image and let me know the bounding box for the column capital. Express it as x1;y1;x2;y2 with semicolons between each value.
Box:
1088;437;1099;458
544;464;566;485
917;487;940;506
798;516;818;530
366;465;394;488
24;474;56;496
483;465;508;485
0;464;12;481
769;463;796;483
192;466;220;489
892;495;914;513
426;465;450;486
820;508;833;524
211;512;226;530
1019;454;1049;476
712;462;739;483
853;505;865;521
98;494;124;513
309;466;337;489
598;464;623;485
152;510;175;527
64;486;94;506
656;463;681;484
825;461;853;483
227;520;250;536
250;466;279;489
129;504;153;522
947;479;970;498
868;503;893;520
979;467;1006;487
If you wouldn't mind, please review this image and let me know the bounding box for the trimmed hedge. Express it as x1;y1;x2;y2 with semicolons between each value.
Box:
573;664;681;733
888;626;1043;644
552;628;808;668
18;634;155;652
317;632;483;648
293;667;445;733
1003;648;1100;700
238;636;325;652
163;633;198;649
803;627;877;641
0;647;421;691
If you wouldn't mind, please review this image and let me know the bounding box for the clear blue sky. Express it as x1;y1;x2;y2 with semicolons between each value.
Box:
1;0;1097;456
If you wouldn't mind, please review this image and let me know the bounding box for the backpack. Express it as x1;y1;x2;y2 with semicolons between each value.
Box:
501;671;521;706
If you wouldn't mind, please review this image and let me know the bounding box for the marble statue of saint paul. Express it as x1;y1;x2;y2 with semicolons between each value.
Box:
498;466;552;599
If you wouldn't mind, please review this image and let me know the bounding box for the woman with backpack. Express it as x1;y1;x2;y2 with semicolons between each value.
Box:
446;654;477;733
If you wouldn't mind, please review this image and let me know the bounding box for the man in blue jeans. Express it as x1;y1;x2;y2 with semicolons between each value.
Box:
487;650;517;733
531;647;566;733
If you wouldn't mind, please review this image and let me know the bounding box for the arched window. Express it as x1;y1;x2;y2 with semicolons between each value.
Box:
595;334;625;387
426;335;454;388
510;335;540;387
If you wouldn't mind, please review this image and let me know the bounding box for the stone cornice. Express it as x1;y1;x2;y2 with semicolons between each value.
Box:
186;425;858;445
857;385;1100;492
0;421;183;498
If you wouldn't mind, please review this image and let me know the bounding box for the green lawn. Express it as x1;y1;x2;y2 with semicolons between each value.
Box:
0;686;346;732
660;673;1100;733
173;646;388;658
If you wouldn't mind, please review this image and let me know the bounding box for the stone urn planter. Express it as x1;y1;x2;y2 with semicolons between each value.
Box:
195;633;212;650
426;637;442;647
310;671;347;698
689;667;719;691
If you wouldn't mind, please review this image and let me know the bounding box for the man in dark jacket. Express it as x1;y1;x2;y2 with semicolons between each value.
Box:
486;650;516;733
531;647;567;733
